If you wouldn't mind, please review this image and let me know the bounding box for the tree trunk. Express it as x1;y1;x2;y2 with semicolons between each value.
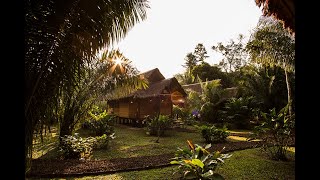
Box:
59;112;74;143
25;115;38;174
284;69;292;116
59;123;73;142
155;127;160;143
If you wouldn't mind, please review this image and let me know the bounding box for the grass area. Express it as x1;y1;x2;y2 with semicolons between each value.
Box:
29;124;294;180
32;127;59;159
32;124;205;160
91;124;204;160
37;147;294;180
215;147;295;180
32;124;261;160
67;166;179;180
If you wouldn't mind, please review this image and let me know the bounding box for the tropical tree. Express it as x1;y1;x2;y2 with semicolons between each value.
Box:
199;79;226;123
212;34;248;73
174;70;196;85
182;52;198;71
191;62;233;88
238;64;289;112
246;17;295;116
25;0;149;173
194;43;209;63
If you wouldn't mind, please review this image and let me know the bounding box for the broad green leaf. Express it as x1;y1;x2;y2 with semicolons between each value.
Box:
192;159;204;169
170;160;180;165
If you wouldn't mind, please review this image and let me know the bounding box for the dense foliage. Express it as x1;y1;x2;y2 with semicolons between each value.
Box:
59;133;115;159
246;17;295;116
59;134;96;159
221;96;256;129
82;106;116;136
199;80;226;123
249;103;295;161
200;125;230;144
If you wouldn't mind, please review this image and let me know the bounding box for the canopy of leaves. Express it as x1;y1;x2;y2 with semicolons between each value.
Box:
212;34;248;73
194;43;209;63
238;64;289;112
191;62;233;88
246;18;295;73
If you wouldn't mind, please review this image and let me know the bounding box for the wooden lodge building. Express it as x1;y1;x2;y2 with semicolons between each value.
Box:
107;68;187;123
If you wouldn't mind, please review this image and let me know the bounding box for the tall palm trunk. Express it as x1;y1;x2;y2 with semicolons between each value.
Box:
284;69;292;116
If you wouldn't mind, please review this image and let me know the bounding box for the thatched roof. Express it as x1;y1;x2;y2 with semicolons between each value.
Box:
255;0;295;33
129;77;187;98
182;82;203;93
139;68;165;84
109;69;187;101
182;81;238;101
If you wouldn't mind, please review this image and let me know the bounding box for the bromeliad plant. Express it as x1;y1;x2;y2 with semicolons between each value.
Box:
170;140;231;180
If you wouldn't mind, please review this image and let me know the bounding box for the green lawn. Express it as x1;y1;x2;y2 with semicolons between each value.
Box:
35;147;294;180
91;124;204;160
32;124;204;160
30;124;295;180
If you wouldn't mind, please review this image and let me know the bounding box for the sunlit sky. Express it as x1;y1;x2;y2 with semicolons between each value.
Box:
114;0;263;78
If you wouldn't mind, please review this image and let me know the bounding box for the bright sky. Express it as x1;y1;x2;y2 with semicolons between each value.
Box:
115;0;263;78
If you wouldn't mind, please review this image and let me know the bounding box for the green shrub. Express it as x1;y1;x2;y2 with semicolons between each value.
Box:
170;140;231;180
200;102;214;122
59;133;115;159
200;125;230;144
222;96;256;129
59;134;96;159
249;103;295;161
82;107;115;136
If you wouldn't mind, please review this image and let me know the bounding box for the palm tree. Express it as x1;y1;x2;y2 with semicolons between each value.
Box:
25;0;149;173
57;49;147;139
174;69;196;85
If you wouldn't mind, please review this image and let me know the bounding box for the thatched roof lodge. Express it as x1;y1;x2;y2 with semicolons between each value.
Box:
107;68;187;121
